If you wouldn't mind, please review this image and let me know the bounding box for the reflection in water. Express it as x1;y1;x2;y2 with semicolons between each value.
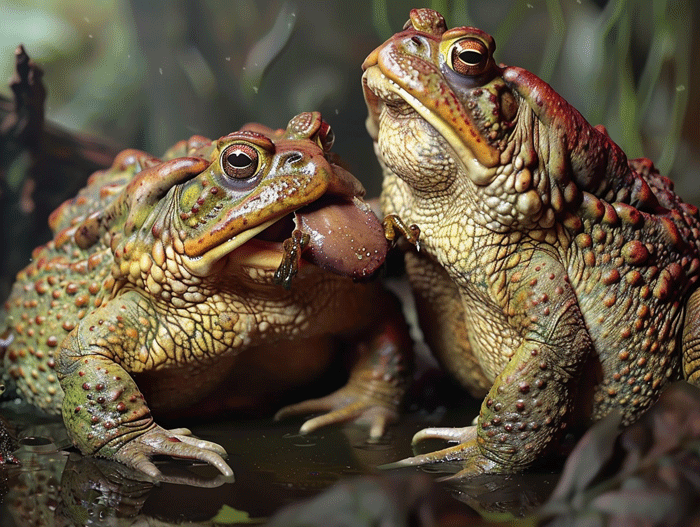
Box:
0;398;552;526
60;454;153;526
5;444;66;527
3;383;699;525
0;402;489;526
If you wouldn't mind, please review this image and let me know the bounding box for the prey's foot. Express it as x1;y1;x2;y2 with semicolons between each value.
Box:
383;214;420;250
114;425;233;479
274;229;310;289
274;385;399;440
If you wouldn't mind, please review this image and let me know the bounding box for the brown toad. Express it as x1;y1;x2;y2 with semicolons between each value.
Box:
1;112;412;478
362;8;700;476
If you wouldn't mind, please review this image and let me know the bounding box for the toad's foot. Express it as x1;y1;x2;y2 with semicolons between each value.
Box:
380;426;498;478
114;426;233;479
274;385;399;440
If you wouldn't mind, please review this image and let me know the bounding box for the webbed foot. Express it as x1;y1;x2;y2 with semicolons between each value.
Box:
274;385;399;440
114;426;233;479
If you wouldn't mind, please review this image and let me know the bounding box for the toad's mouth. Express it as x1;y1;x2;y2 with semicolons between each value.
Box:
229;194;388;281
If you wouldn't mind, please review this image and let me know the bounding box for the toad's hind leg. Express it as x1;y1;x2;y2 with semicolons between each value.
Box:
274;290;413;440
682;288;700;385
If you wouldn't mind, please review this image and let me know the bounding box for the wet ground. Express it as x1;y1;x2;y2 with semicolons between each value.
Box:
5;382;700;526
0;393;561;526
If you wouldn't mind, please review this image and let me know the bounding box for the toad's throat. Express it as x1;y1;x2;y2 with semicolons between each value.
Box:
364;65;498;186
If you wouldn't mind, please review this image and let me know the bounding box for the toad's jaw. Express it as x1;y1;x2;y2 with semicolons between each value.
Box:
227;238;287;271
182;193;390;280
182;217;282;276
363;65;498;186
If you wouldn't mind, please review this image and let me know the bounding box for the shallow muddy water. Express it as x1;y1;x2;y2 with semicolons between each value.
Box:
0;395;560;526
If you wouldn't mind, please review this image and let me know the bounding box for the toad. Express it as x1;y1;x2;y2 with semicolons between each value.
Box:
1;112;412;478
362;8;700;476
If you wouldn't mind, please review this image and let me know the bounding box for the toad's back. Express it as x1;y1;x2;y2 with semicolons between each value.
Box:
2;150;155;412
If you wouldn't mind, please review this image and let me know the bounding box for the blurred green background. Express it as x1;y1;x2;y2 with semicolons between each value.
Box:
0;3;698;523
0;0;698;293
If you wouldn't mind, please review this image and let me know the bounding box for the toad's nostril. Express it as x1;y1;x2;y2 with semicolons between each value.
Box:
286;153;303;164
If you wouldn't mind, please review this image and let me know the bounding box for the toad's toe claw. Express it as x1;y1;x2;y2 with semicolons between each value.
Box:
379;440;481;470
274;398;334;422
129;453;162;479
174;432;228;457
276;390;397;439
412;426;475;445
380;429;498;477
115;426;233;479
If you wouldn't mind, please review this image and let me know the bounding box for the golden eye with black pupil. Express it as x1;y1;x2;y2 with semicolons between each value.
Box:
449;38;489;76
317;120;335;151
221;143;259;179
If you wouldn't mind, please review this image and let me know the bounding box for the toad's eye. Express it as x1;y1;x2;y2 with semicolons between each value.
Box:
221;144;259;179
317;120;335;152
448;37;489;76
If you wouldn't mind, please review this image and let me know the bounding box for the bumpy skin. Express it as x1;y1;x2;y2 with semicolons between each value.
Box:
363;9;700;476
1;112;412;478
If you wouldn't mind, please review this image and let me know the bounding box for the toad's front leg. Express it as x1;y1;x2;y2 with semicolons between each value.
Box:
386;253;594;477
55;294;232;479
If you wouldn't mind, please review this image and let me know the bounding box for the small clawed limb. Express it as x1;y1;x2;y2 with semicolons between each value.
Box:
274;385;399;441
114;425;233;480
274;229;311;289
383;214;420;250
383;215;421;248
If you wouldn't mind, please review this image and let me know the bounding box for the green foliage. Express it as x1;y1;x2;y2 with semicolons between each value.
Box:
211;504;265;524
540;382;700;526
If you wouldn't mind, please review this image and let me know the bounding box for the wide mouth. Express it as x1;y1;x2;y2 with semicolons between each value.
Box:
218;192;389;284
364;67;406;105
363;67;409;125
228;208;301;271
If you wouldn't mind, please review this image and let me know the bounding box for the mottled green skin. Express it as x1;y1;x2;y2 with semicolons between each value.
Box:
1;154;134;412
363;9;700;475
1;113;411;477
